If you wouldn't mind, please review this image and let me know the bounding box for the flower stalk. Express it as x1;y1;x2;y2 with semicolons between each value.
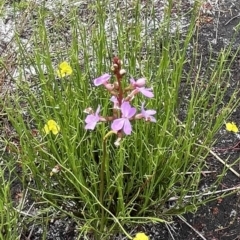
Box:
84;56;156;143
99;131;116;233
85;56;157;235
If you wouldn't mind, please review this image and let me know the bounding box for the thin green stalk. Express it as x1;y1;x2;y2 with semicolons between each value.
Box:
100;139;106;233
99;131;116;232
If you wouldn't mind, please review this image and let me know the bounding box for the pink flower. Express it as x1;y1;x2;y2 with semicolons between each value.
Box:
85;106;101;130
111;102;136;135
140;103;156;122
93;73;111;86
129;87;154;99
128;78;154;98
137;87;154;98
130;78;146;87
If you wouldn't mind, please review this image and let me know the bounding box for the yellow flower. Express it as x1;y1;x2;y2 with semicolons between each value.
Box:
133;233;149;240
226;122;238;133
56;61;73;77
44;120;60;135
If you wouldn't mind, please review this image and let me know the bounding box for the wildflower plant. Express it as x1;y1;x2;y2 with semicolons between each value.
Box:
2;1;240;239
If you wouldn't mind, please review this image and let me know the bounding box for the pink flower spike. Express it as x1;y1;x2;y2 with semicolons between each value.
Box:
85;106;101;130
141;103;156;122
93;73;111;86
111;102;136;135
138;87;154;98
130;78;146;87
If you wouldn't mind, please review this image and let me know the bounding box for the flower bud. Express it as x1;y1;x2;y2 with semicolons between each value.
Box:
110;90;118;96
50;164;61;176
134;113;143;120
135;78;146;87
84;107;93;114
130;78;146;87
104;83;115;91
112;56;122;66
113;81;119;90
126;89;138;101
114;137;122;147
99;117;107;122
119;69;126;76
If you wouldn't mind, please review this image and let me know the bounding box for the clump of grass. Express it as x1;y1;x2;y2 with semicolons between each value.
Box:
1;0;240;239
0;158;20;239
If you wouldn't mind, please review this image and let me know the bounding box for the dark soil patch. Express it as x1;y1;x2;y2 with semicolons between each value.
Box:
180;3;240;238
131;1;240;240
157;1;240;239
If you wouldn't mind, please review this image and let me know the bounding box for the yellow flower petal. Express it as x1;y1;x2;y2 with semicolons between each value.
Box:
44;120;60;135
57;61;73;78
133;233;149;240
59;61;68;67
226;122;238;133
51;125;60;135
56;69;62;78
43;124;50;134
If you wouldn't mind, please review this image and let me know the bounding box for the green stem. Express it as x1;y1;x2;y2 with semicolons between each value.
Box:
99;130;116;233
100;138;107;233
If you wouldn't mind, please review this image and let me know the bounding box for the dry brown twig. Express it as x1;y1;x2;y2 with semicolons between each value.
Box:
168;185;240;202
177;215;207;240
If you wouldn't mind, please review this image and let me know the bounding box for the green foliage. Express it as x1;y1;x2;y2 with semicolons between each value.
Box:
0;160;19;239
13;0;29;11
2;0;240;239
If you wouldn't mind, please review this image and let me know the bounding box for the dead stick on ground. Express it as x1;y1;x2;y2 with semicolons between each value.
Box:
176;118;240;178
165;223;176;240
209;149;240;178
225;14;240;26
183;170;216;175
214;5;220;44
177;215;207;240
168;185;240;202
